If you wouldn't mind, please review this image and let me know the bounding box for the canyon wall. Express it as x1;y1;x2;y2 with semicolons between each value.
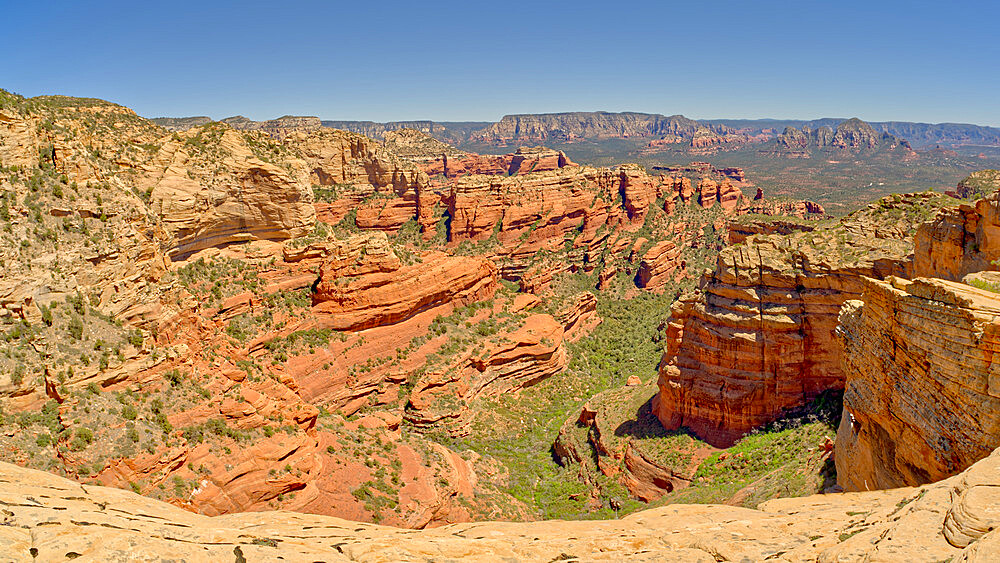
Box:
835;276;1000;491
655;192;949;446
913;188;1000;280
833;183;1000;491
146;127;316;259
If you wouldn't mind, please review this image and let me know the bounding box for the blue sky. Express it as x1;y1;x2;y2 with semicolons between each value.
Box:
2;0;998;125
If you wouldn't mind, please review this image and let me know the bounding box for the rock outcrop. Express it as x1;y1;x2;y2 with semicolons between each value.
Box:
4;449;1000;561
220;115;322;136
150;115;213;131
913;187;1000;280
289;128;431;232
418;145;577;178
311;233;499;330
835;276;1000;491
320;119;477;144
444;164;748;286
777;118;912;152
381;127;466;159
727;218;817;245
653;162;751;186
553;291;602;341
555;380;698;502
406;312;568;431
146;126;316;259
656;192;953;446
956;169;1000;199
635;240;684;290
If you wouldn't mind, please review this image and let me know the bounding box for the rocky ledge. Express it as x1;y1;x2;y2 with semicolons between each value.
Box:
2;448;1000;561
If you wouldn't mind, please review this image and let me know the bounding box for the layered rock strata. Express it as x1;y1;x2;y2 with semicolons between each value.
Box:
655;192;952;446
443;164;772;289
472;111;727;145
913;187;1000;280
835;276;1000;491
554;381;698;502
416;145;577;178
777;118;911;151
145;127;316;259
288;128;431;232
220;115;322;136
727;218;817;245
311;233;498;330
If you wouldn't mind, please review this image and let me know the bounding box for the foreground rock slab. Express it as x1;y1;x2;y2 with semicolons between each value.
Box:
4;449;1000;562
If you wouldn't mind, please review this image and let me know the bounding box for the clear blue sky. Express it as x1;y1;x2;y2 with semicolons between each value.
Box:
2;0;998;125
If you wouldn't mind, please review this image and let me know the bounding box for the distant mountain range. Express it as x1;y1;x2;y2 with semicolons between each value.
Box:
151;111;1000;150
705;118;1000;149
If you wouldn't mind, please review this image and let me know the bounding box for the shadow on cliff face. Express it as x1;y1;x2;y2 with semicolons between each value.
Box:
615;394;702;450
614;388;842;446
603;389;843;507
613;395;699;442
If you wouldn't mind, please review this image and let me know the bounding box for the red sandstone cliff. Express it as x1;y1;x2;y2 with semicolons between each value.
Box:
655;192;952;446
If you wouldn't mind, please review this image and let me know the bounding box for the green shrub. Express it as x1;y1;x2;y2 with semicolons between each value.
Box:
39;304;53;326
67;315;84;340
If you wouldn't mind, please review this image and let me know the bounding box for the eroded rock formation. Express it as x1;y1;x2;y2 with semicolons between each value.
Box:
311;233;498;330
913;187;1000;280
417;145;577;178
220;115;322;136
655;192;952;446
146;126;315;259
288;128;430;232
835;276;1000;491
777;118;911;151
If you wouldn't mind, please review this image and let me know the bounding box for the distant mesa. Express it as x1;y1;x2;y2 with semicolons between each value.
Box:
775;117;912;152
470;111;732;146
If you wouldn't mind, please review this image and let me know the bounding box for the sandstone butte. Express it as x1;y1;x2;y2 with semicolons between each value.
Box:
2;448;1000;561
